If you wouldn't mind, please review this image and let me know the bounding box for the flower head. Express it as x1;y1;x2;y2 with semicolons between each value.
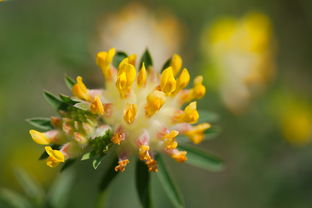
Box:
29;49;211;173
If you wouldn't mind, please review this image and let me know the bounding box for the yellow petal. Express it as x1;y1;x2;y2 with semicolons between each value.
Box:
137;63;147;87
175;68;190;92
123;104;137;124
128;54;137;66
184;102;199;124
90;96;104;115
171;54;183;75
145;90;166;117
45;146;65;162
29;130;50;145
160;67;176;95
72;76;90;101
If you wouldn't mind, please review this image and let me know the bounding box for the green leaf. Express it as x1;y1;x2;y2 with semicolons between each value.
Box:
135;160;152;208
113;51;128;68
81;152;92;161
43;91;63;110
198;110;219;123
157;155;184;208
92;156;106;170
48;170;75;208
64;75;76;90
0;188;32;208
60;159;77;172
26;117;53;131
98;157;119;191
161;57;171;71
179;144;224;171
74;102;89;111
139;49;153;69
14;168;44;205
39;144;60;160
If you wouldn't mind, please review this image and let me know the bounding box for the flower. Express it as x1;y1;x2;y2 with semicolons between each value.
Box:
29;49;210;173
201;12;276;113
93;3;184;69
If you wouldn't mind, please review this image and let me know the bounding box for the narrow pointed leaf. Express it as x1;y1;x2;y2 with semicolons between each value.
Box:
93;156;105;170
43;91;62;109
14;168;44;204
179;144;224;171
135;160;152;208
113;51;128;68
157;155;184;208
139;49;153;69
64;75;76;90
0;188;32;208
48;170;75;208
99;157;119;191
161;57;171;71
26;117;53;131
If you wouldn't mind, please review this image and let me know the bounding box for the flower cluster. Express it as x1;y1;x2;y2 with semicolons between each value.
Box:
29;49;210;172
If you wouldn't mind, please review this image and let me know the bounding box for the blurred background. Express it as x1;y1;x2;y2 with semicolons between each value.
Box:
1;0;312;207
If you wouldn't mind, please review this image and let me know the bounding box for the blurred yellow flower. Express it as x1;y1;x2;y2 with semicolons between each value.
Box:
273;92;312;146
94;3;184;70
201;12;276;113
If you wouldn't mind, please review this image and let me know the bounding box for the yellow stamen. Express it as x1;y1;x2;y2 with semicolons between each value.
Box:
160;67;176;95
163;130;179;140
124;104;137;124
171;54;183;75
171;151;187;162
139;145;151;161
111;131;125;145
128;54;137;66
146;159;158;172
90;96;104;115
114;159;130;172
137;63;147;87
72;76;90;101
96;48;115;80
145;90;166;117
29;130;50;145
45;146;64;168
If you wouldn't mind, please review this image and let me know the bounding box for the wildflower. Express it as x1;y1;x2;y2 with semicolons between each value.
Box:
201;12;275;113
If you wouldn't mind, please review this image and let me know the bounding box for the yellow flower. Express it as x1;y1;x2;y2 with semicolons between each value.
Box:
45;146;65;168
202;12;275;113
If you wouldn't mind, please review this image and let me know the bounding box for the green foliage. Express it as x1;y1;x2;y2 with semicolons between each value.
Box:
136;160;152;208
157;155;184;208
64;75;76;90
197;110;220;123
92;156;105;170
0;188;32;208
113;51;128;68
47;170;75;208
99;157;119;192
179;144;224;171
161;57;171;71
60;159;77;172
13;168;44;205
139;49;153;69
26;117;53;131
43;91;63;110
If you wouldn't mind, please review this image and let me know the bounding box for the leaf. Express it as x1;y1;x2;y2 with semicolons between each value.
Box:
48;170;75;208
92;156;105;170
179;144;224;171
112;51;128;68
98;157;119;191
74;102;90;111
139;49;153;69
60;159;77;172
14;168;44;204
204;126;221;139
39;144;60;160
135;160;151;208
26;117;53;131
156;155;184;208
198;110;219;123
43;91;63;110
161;57;171;71
81;152;92;161
64;75;76;90
0;188;32;208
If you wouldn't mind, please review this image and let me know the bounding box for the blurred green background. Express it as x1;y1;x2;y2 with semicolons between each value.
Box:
1;0;312;207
